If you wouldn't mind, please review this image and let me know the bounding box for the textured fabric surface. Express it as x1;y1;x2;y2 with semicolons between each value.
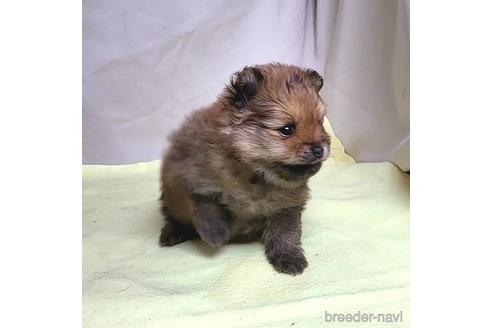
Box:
83;121;409;327
83;0;409;170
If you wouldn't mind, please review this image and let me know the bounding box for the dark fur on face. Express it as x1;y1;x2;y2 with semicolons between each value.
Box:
159;63;331;275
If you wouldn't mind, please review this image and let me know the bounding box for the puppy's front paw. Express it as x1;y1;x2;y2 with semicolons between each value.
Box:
267;248;308;275
196;220;231;247
194;202;232;247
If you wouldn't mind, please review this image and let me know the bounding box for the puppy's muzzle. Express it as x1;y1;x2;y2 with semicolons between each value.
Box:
310;144;324;159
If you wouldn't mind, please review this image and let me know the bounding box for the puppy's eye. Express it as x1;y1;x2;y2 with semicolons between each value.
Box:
278;124;295;136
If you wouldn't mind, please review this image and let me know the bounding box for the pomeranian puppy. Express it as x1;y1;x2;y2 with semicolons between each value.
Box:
159;63;330;275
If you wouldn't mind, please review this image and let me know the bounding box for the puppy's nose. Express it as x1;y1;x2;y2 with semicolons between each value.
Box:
310;144;323;158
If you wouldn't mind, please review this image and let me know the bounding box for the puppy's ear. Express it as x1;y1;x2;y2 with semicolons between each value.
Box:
305;69;323;92
226;66;264;109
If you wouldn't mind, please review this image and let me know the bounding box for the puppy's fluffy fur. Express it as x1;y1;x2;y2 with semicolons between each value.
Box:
159;63;330;275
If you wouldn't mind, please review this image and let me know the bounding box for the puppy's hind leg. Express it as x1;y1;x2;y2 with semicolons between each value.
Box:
159;217;199;247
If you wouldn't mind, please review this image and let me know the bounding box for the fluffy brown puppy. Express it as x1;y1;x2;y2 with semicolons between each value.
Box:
159;63;330;275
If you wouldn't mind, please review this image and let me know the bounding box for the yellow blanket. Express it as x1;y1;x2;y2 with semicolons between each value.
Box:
83;121;409;327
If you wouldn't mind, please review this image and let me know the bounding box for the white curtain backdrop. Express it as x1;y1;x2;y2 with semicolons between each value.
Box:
83;0;409;171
